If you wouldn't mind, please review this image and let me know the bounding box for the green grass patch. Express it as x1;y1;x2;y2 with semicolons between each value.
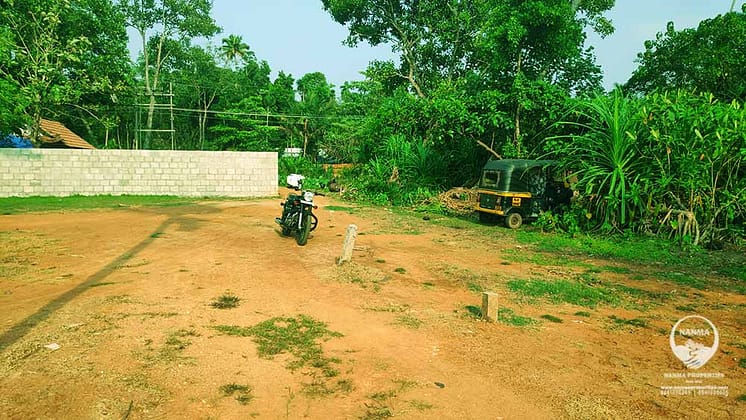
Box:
210;293;241;309
394;314;423;329
657;272;708;290
220;383;254;405
501;248;581;268
164;328;199;350
506;247;596;270
507;278;619;308
324;205;357;213
138;311;179;319
0;195;201;214
738;394;746;402
508;274;669;309
513;231;746;295
540;314;563;323
394;267;407;274
609;283;671;308
302;378;355;398
140;328;199;363
362;379;420;420
675;304;697;312
214;315;343;378
0;230;61;280
463;305;482;319
363;303;411;313
574;311;591;317
607;315;648;330
408;400;434;411
466;282;484;293
498;307;538;327
600;265;631;274
739;358;746;369
335;262;389;292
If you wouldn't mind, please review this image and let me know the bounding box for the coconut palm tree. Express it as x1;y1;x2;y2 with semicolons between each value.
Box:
220;34;250;67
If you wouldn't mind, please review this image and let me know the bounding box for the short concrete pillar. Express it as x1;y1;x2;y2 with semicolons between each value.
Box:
482;292;499;322
337;224;358;265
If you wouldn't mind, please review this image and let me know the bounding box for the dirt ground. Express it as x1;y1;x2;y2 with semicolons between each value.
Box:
1;190;744;419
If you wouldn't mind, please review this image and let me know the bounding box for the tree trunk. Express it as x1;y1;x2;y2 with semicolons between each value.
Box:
145;95;155;149
199;110;206;150
513;50;523;156
142;30;167;149
302;118;309;157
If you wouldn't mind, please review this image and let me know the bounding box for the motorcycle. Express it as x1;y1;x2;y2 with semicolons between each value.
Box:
275;176;320;246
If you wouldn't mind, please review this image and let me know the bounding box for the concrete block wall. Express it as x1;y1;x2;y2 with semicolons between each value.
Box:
0;149;278;198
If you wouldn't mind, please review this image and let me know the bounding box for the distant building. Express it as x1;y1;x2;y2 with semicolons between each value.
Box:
282;147;302;157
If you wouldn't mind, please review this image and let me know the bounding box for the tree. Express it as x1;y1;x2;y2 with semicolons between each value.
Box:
296;72;336;157
265;71;296;114
171;45;224;149
120;0;220;148
0;26;29;133
0;0;119;142
321;0;478;98
58;0;132;147
322;0;613;172
220;34;250;68
625;7;746;101
322;0;613;100
469;0;612;156
208;96;279;151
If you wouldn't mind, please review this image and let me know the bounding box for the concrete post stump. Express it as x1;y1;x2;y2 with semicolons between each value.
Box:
337;224;358;265
482;292;499;322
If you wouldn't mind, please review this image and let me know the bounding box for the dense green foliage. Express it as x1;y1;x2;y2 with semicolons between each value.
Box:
0;0;131;140
625;7;746;101
1;0;744;243
548;90;745;244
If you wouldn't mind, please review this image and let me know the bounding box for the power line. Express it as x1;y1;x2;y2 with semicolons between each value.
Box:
132;103;365;121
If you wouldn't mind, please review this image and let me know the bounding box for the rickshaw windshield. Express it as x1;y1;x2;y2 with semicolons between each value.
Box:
480;170;501;188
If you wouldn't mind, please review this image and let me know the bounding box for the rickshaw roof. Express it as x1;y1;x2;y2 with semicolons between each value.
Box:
482;159;556;172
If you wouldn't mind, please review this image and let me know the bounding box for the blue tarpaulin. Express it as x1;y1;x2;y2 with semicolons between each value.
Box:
0;134;32;148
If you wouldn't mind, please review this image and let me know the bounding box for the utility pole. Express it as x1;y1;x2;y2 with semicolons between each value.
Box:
136;85;176;149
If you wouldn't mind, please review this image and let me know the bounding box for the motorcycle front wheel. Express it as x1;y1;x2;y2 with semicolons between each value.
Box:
296;213;312;246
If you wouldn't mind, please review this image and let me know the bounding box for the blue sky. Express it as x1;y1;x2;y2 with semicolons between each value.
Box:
131;0;740;90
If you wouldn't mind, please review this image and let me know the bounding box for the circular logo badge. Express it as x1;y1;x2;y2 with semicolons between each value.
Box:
669;315;719;370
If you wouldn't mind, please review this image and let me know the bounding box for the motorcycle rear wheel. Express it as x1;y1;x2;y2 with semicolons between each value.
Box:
296;213;312;246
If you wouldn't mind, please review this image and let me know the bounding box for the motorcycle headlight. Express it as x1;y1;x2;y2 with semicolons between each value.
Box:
303;191;314;202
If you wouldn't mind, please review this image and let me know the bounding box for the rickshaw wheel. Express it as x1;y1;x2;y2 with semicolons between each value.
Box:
505;212;523;229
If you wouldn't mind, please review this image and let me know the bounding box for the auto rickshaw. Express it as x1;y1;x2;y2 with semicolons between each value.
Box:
475;159;573;228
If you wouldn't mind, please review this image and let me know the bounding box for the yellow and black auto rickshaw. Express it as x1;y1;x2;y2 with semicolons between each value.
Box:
475;159;573;229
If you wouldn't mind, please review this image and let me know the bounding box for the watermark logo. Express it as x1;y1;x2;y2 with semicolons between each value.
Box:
669;315;719;370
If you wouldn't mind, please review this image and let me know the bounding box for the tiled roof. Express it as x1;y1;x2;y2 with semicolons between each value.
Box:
39;119;95;149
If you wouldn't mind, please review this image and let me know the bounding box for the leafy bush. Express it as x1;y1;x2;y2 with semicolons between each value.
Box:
534;205;587;237
548;89;647;231
338;134;447;206
547;89;745;245
278;156;332;190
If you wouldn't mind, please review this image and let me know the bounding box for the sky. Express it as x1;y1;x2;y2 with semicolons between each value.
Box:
130;0;740;90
